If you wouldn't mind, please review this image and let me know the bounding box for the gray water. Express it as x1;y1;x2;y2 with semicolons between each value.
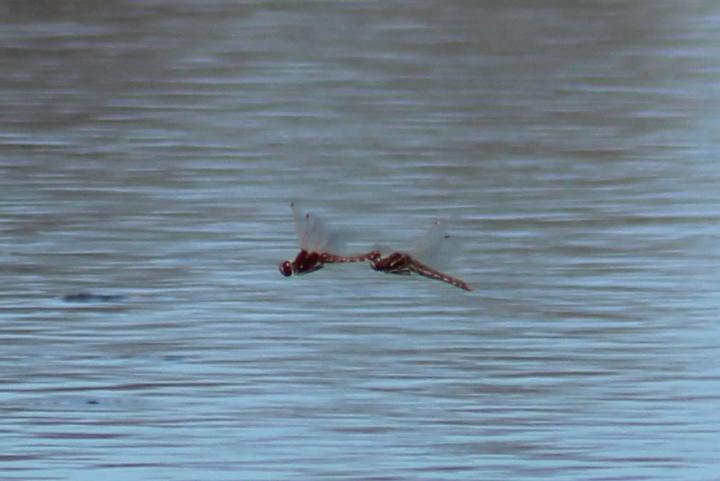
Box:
1;2;720;480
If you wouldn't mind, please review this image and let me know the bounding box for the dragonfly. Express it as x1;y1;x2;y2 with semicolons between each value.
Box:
279;202;381;277
370;221;472;291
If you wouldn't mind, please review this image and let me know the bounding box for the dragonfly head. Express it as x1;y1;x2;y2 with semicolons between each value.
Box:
367;250;382;262
279;260;293;277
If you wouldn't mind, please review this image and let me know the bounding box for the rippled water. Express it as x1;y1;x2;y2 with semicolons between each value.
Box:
2;2;719;480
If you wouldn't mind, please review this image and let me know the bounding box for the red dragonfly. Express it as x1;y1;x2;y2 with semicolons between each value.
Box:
370;221;472;291
279;202;380;277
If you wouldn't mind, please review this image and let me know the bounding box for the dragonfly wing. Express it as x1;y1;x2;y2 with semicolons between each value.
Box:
290;202;347;253
291;201;308;248
291;201;322;252
371;243;395;256
409;221;459;271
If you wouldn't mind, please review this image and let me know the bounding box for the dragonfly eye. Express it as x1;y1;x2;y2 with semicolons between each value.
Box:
279;261;293;277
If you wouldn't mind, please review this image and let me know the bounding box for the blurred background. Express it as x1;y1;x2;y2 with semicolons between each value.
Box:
1;1;719;480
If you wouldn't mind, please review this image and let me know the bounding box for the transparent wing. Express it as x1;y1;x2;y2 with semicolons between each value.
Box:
409;221;460;271
319;223;348;254
371;243;395;256
291;201;324;252
290;202;347;253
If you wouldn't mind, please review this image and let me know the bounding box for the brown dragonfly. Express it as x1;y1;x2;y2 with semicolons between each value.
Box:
279;202;380;277
370;221;472;291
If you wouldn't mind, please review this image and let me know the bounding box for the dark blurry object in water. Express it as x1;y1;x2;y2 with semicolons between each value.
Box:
61;292;126;303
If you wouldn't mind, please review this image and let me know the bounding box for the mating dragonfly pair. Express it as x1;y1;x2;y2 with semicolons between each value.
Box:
279;202;472;291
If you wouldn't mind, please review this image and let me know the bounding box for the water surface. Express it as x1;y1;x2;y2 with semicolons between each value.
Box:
1;2;719;480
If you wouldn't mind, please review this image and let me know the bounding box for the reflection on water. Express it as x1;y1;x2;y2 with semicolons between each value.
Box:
1;1;719;480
